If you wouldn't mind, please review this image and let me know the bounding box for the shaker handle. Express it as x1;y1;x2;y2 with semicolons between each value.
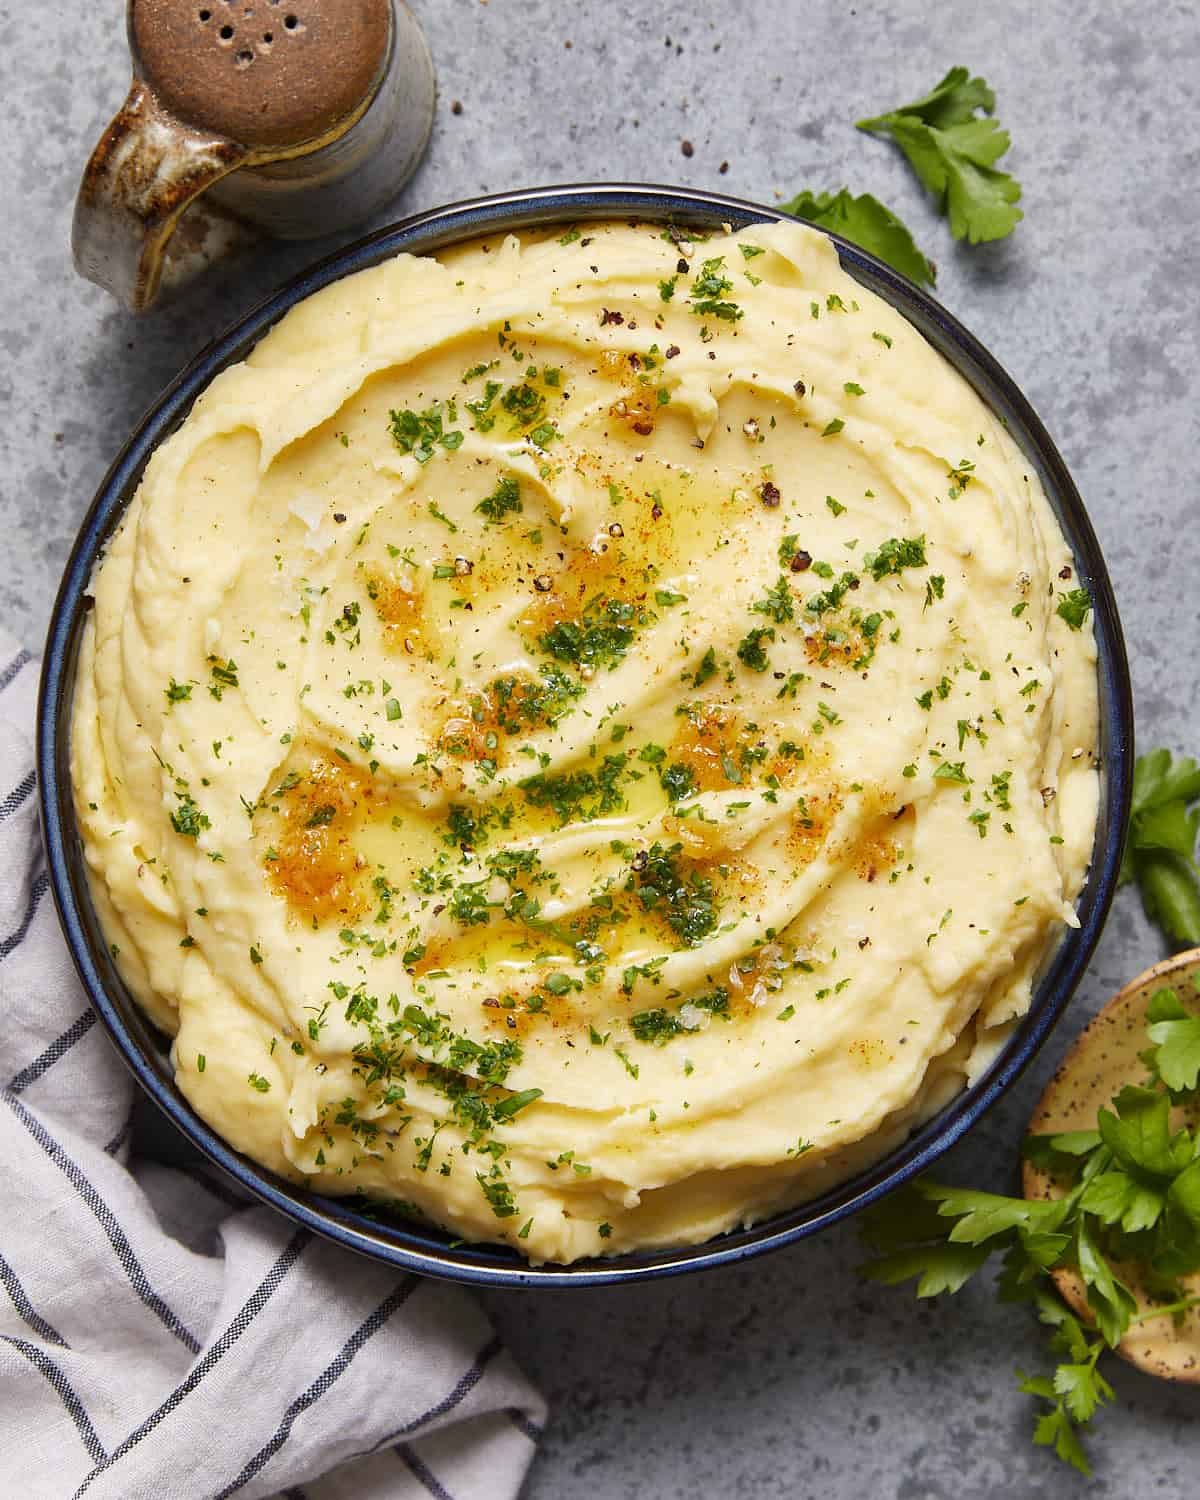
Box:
72;80;252;314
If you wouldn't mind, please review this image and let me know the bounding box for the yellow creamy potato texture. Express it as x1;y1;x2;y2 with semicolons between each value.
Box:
72;221;1100;1263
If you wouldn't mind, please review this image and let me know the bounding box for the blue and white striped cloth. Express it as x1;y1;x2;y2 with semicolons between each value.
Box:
0;634;545;1499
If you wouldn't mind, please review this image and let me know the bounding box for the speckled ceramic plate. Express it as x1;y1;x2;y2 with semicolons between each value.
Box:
38;184;1134;1287
1023;949;1200;1380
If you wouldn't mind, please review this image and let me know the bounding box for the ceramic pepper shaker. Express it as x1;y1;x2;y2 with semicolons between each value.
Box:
73;0;436;313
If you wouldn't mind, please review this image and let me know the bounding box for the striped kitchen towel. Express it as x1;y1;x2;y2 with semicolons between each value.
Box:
0;634;545;1500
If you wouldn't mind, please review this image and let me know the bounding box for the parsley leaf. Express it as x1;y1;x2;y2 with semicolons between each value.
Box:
1146;987;1200;1092
920;1182;1069;1245
1052;1359;1114;1427
857;67;1023;244
1097;1084;1192;1181
1121;748;1200;947
779;188;935;285
858;1241;989;1296
1139;855;1200;948
1130;749;1200;817
1075;1216;1139;1347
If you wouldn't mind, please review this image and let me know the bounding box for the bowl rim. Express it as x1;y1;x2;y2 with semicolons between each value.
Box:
38;182;1134;1288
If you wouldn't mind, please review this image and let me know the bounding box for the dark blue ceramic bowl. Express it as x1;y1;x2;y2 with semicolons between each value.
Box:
38;185;1133;1287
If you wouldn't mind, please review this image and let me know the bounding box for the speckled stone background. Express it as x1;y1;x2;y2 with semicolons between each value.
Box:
2;1;1197;1495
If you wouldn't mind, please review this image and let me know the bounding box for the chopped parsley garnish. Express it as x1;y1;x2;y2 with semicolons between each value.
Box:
539;596;645;673
475;474;522;525
479;665;584;733
492;1087;543;1120
207;657;239;700
427;501;458;532
476;1171;519;1218
627;842;720;948
692;647;719;687
388;402;464;463
448;881;492;927
500;382;546;432
630;1008;686;1044
171;794;210;838
933;760;970;784
864;535;927;581
659;761;697;804
1056;588;1093;631
736;626;775;672
688;257;743;321
947;459;976;497
520;754;629;827
465;380;501;431
751;576;795;624
631;988;729;1043
805;571;859;616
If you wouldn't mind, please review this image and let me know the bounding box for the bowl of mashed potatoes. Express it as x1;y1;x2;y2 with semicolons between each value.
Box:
41;185;1132;1284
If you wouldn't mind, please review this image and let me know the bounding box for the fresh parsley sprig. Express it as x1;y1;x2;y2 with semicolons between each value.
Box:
778;188;935;286
857;66;1023;244
859;984;1200;1475
1121;749;1200;947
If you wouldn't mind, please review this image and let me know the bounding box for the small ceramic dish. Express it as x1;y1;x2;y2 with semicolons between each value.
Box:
39;184;1133;1287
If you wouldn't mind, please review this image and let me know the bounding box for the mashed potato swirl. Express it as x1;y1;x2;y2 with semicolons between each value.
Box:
72;221;1099;1263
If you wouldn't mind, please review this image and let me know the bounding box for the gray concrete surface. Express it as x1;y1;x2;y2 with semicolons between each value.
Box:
2;0;1197;1495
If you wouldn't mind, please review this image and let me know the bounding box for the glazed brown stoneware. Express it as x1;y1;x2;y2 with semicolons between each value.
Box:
132;0;392;150
73;0;435;312
1023;948;1200;1383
